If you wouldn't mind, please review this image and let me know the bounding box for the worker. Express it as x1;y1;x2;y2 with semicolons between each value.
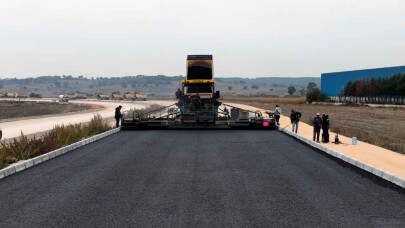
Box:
313;113;323;142
274;104;281;126
175;88;182;100
322;113;330;142
115;105;122;128
290;110;301;133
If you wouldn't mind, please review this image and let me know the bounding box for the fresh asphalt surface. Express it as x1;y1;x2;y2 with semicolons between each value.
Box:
0;130;404;227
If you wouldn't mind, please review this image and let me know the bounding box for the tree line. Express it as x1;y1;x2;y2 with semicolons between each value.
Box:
341;73;405;96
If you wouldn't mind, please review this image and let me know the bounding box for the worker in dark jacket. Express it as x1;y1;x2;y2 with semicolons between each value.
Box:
321;113;330;142
290;110;301;133
115;105;122;128
313;113;323;142
175;88;182;100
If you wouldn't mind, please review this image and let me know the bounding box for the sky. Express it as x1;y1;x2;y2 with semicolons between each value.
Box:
0;0;404;78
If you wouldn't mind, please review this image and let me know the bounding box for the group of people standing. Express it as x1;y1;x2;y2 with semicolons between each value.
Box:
273;105;301;133
312;113;329;142
274;105;330;143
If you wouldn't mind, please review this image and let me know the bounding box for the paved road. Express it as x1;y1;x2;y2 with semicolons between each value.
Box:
0;130;404;227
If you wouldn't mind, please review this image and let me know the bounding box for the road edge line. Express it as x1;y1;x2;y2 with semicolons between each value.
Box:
278;127;405;189
0;127;121;180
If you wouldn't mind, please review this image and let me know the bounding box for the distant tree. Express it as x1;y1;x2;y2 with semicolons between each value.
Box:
243;85;248;90
239;80;246;84
355;79;366;96
227;86;233;91
251;85;259;89
54;81;61;88
306;88;328;104
368;77;378;96
307;82;318;91
287;86;296;95
23;86;27;90
397;74;405;95
342;80;352;96
341;74;405;97
348;81;357;96
63;82;69;88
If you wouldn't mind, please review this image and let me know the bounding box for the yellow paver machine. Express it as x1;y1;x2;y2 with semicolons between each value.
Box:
121;55;276;129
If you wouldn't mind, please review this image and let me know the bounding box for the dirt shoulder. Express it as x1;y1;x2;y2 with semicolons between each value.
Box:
223;96;405;154
0;100;103;121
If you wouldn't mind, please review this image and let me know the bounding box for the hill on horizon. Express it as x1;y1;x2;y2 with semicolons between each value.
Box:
0;75;320;98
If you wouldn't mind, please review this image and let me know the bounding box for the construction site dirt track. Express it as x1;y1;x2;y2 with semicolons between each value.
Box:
0;130;404;227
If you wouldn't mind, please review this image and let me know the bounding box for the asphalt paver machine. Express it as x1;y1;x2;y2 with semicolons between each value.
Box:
121;55;276;129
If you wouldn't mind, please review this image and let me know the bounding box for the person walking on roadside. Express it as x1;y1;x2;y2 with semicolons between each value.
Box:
274;104;281;126
313;113;323;142
115;105;122;128
290;110;301;133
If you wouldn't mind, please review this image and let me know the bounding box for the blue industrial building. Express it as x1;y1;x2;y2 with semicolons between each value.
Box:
321;66;405;96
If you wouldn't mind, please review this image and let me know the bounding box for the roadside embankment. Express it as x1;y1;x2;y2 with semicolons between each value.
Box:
0;115;112;169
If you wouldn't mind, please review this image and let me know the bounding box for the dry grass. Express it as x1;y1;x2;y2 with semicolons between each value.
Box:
0;114;112;168
224;97;405;154
0;100;100;120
